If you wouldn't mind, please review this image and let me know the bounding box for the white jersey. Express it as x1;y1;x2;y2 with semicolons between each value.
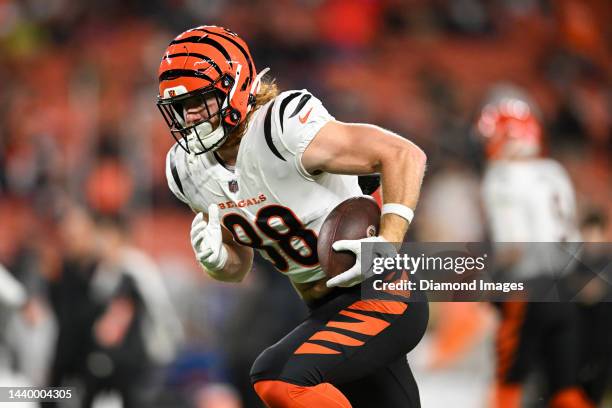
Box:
482;159;581;278
166;90;362;284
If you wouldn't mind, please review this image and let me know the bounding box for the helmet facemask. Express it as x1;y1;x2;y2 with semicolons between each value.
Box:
157;77;235;155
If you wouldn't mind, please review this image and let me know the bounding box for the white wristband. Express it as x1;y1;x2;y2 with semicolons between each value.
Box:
382;203;414;224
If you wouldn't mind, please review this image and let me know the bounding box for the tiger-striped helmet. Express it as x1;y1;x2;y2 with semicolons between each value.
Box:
157;26;259;154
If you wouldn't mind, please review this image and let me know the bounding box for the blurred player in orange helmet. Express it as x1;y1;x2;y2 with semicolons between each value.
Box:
478;85;594;408
157;26;428;407
477;85;543;161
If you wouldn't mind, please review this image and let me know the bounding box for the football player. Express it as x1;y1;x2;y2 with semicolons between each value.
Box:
158;26;428;407
478;85;594;408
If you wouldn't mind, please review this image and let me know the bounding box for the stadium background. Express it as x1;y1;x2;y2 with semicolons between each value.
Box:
0;0;610;407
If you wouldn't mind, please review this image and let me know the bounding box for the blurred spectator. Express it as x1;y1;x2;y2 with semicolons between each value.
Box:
44;205;179;407
79;214;152;407
47;205;102;399
94;216;184;366
80;213;184;407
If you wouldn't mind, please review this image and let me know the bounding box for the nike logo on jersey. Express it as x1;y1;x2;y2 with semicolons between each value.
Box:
299;107;313;124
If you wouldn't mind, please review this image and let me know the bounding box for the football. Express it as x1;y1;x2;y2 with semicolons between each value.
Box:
317;196;381;278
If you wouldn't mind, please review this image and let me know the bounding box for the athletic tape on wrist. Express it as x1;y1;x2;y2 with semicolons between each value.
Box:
381;203;414;224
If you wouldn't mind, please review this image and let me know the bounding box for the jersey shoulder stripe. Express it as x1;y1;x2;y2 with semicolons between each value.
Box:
278;91;303;132
262;89;330;159
288;93;312;118
274;90;313;137
262;90;312;161
263;100;286;161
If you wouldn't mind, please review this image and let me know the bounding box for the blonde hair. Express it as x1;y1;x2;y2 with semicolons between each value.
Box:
253;80;279;111
234;80;279;139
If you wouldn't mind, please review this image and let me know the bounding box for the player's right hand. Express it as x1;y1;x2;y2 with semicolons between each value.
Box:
190;204;228;272
327;236;397;288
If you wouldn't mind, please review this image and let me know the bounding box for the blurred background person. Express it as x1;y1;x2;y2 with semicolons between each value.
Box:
46;204;183;407
47;204;103;402
94;215;184;373
478;84;592;407
80;214;184;407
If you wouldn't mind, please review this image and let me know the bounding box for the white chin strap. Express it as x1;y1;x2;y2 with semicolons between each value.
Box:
186;121;225;154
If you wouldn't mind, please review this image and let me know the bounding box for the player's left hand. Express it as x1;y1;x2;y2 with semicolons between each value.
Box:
326;236;397;288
